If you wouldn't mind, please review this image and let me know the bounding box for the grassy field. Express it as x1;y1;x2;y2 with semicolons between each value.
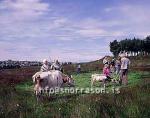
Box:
15;71;144;92
0;56;150;117
0;70;149;118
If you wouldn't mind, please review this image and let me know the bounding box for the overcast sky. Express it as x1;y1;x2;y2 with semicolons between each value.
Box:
0;0;150;62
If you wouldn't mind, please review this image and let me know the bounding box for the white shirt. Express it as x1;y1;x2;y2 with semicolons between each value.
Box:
121;57;130;69
41;64;50;72
51;63;60;70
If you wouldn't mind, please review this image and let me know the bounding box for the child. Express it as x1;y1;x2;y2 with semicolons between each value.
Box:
103;64;112;82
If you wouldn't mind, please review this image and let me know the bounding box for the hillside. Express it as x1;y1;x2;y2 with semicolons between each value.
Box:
63;56;150;74
0;56;150;85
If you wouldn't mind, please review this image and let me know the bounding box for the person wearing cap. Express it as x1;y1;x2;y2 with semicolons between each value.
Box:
120;53;131;85
40;59;50;72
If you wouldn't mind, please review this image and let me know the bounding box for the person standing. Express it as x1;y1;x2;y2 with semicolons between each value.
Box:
120;54;130;85
77;64;81;74
40;59;50;72
115;57;121;75
110;58;115;74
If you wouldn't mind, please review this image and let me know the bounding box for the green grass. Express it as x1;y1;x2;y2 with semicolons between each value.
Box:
16;80;34;91
16;71;145;92
1;71;150;118
128;72;142;86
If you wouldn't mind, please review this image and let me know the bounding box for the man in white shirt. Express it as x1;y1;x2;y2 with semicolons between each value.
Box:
40;59;50;72
120;54;130;85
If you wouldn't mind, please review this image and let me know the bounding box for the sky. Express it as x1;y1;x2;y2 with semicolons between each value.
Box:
0;0;150;62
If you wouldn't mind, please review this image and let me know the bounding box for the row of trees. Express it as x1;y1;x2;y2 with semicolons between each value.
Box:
110;36;150;57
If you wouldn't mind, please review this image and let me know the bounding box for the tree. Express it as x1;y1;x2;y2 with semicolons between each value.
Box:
110;40;120;57
144;36;150;55
109;36;150;56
